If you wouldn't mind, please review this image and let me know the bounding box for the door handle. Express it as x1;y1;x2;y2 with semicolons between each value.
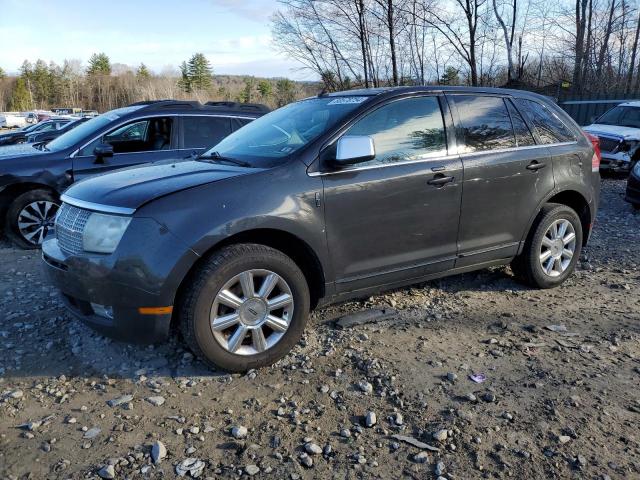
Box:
427;174;454;186
526;161;546;171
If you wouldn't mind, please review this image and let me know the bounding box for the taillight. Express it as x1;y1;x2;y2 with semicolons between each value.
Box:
585;132;601;172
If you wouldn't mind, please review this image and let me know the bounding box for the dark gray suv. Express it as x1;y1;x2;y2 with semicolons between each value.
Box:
42;87;601;372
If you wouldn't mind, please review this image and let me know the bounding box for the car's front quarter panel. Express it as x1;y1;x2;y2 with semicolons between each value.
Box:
139;160;331;288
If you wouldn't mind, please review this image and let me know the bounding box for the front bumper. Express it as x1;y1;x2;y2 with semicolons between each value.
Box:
41;218;199;344
626;170;640;206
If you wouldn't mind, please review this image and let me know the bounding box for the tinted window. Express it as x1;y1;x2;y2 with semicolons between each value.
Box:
183;116;231;148
343;96;447;166
230;117;253;131
451;95;515;152
79;117;173;156
515;99;576;144
506;99;536;146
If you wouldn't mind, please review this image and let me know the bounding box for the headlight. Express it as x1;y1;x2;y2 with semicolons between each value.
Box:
634;161;640;176
82;213;131;254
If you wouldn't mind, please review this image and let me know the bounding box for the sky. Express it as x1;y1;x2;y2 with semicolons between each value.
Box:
0;0;313;79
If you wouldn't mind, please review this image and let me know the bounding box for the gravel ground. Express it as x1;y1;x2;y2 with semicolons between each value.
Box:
0;177;638;480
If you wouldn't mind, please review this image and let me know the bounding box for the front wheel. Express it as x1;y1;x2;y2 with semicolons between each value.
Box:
5;189;60;249
180;244;310;372
511;203;583;289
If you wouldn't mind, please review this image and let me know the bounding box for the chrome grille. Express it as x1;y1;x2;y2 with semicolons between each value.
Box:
55;203;91;254
596;135;622;153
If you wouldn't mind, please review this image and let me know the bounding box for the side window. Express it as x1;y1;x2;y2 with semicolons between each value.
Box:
79;117;174;156
515;99;576;144
230;117;253;131
343;96;447;166
506;99;536;146
450;95;516;152
183;116;231;149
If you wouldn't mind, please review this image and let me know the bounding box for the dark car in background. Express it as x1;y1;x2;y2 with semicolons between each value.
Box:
0;119;72;146
42;86;600;373
25;117;90;144
0;100;268;247
626;161;640;209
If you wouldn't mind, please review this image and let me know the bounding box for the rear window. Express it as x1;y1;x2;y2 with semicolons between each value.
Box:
450;95;516;152
506;99;536;147
515;99;576;144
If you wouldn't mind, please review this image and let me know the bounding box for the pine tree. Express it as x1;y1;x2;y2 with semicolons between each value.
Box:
238;77;255;103
439;67;460;86
136;63;151;80
257;80;272;100
275;79;296;107
187;53;212;90
9;78;32;111
178;61;192;93
0;67;6;80
31;59;51;106
87;53;111;76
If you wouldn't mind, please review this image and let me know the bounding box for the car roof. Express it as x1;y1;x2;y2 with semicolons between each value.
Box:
324;85;551;102
125;100;269;118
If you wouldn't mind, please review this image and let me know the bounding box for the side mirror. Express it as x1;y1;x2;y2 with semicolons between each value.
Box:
94;144;114;161
333;135;375;166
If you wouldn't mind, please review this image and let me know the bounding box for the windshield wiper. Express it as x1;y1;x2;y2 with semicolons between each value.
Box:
198;151;251;168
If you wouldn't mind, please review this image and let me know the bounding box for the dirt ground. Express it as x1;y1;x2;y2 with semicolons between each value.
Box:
0;177;638;480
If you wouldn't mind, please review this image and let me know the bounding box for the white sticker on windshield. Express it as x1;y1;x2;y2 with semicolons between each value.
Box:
327;96;368;105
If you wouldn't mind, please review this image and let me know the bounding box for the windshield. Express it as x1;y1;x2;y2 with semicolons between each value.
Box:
596;106;640;128
204;96;372;165
46;105;144;152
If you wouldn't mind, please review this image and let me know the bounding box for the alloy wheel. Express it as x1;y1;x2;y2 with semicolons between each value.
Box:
209;269;294;356
539;219;576;277
17;200;59;246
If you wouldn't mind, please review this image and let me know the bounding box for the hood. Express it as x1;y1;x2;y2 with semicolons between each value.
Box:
64;159;260;211
584;124;640;140
0;143;47;159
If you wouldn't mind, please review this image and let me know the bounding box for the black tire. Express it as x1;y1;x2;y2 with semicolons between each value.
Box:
180;243;310;372
511;203;583;289
5;189;60;249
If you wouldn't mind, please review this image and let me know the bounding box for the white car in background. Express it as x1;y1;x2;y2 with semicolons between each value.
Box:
584;101;640;173
0;113;29;129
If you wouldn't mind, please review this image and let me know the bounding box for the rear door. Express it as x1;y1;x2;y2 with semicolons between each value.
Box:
321;95;463;292
72;116;179;180
447;94;554;266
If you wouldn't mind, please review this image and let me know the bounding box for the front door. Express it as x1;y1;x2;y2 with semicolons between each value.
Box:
446;94;555;266
321;95;463;293
72;116;179;180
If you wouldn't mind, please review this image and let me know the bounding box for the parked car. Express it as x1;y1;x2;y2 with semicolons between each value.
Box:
42;86;601;373
24;117;88;144
0;100;268;248
1;113;29;129
626;160;640;209
0;119;73;146
583;101;640;173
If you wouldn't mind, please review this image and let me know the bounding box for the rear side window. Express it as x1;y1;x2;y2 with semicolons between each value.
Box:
183;116;231;149
450;95;516;152
231;117;253;131
506;99;536;147
515;99;576;144
344;96;447;166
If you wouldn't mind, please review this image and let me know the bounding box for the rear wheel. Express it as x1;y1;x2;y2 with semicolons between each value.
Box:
180;244;310;372
5;189;60;249
511;203;583;289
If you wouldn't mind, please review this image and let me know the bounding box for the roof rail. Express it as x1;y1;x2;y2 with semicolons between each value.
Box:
128;100;202;110
205;101;270;113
